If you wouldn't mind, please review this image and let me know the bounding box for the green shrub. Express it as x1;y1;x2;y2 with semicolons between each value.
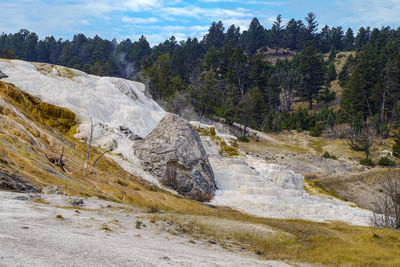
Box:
238;136;249;142
360;158;375;167
310;124;323;137
378;156;395;167
393;131;400;158
322;151;338;160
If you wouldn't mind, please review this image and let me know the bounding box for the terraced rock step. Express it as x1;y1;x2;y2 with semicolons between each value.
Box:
208;152;372;226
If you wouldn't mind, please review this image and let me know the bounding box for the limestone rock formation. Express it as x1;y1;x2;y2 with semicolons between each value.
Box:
133;114;216;201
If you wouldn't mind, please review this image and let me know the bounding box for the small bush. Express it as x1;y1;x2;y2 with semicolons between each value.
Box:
56;214;64;220
322;151;338;160
360;158;375;167
378;156;395;167
238;136;249;142
310;124;323;137
136;220;142;229
393;131;400;158
322;91;336;103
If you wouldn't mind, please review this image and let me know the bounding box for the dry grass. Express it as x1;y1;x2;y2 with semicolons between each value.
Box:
262;48;296;65
240;130;394;162
304;178;350;202
148;208;400;266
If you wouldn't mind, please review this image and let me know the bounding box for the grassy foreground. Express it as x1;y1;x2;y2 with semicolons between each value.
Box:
145;208;400;266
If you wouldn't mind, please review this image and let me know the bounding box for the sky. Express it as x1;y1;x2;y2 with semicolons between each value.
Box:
1;0;400;46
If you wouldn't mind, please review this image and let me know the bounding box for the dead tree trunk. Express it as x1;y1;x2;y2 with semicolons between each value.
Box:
84;117;96;170
58;145;64;166
46;145;66;172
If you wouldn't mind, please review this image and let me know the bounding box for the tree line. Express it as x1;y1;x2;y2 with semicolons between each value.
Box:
1;13;400;139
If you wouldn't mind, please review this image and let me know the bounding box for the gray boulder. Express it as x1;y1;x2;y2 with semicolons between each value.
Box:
0;70;8;80
133;114;216;201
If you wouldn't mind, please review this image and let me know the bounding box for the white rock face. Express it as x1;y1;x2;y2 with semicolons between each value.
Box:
0;59;166;161
200;131;372;226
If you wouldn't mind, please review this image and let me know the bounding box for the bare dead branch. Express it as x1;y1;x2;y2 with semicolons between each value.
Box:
371;173;400;229
90;150;108;173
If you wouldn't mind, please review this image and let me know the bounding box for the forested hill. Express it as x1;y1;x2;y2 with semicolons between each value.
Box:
1;12;400;138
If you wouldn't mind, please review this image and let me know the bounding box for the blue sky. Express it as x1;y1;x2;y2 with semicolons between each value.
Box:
1;0;400;46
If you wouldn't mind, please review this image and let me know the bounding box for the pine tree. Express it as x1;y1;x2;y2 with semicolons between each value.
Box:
203;46;221;71
341;70;366;134
328;46;337;61
225;25;241;46
304;12;318;44
330;26;344;50
338;54;355;86
319;25;331;53
227;46;248;97
242;18;265;55
204;21;225;50
393;131;400;158
327;62;337;82
295;44;326;109
343;28;355;51
283;19;299;50
129;35;151;71
355;27;369;50
271;14;284;54
247;86;265;128
191;70;222;118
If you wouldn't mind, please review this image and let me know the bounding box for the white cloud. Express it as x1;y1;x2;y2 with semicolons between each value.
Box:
223;19;252;30
123;0;162;11
122;17;159;24
338;0;400;27
200;0;287;4
159;6;249;19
